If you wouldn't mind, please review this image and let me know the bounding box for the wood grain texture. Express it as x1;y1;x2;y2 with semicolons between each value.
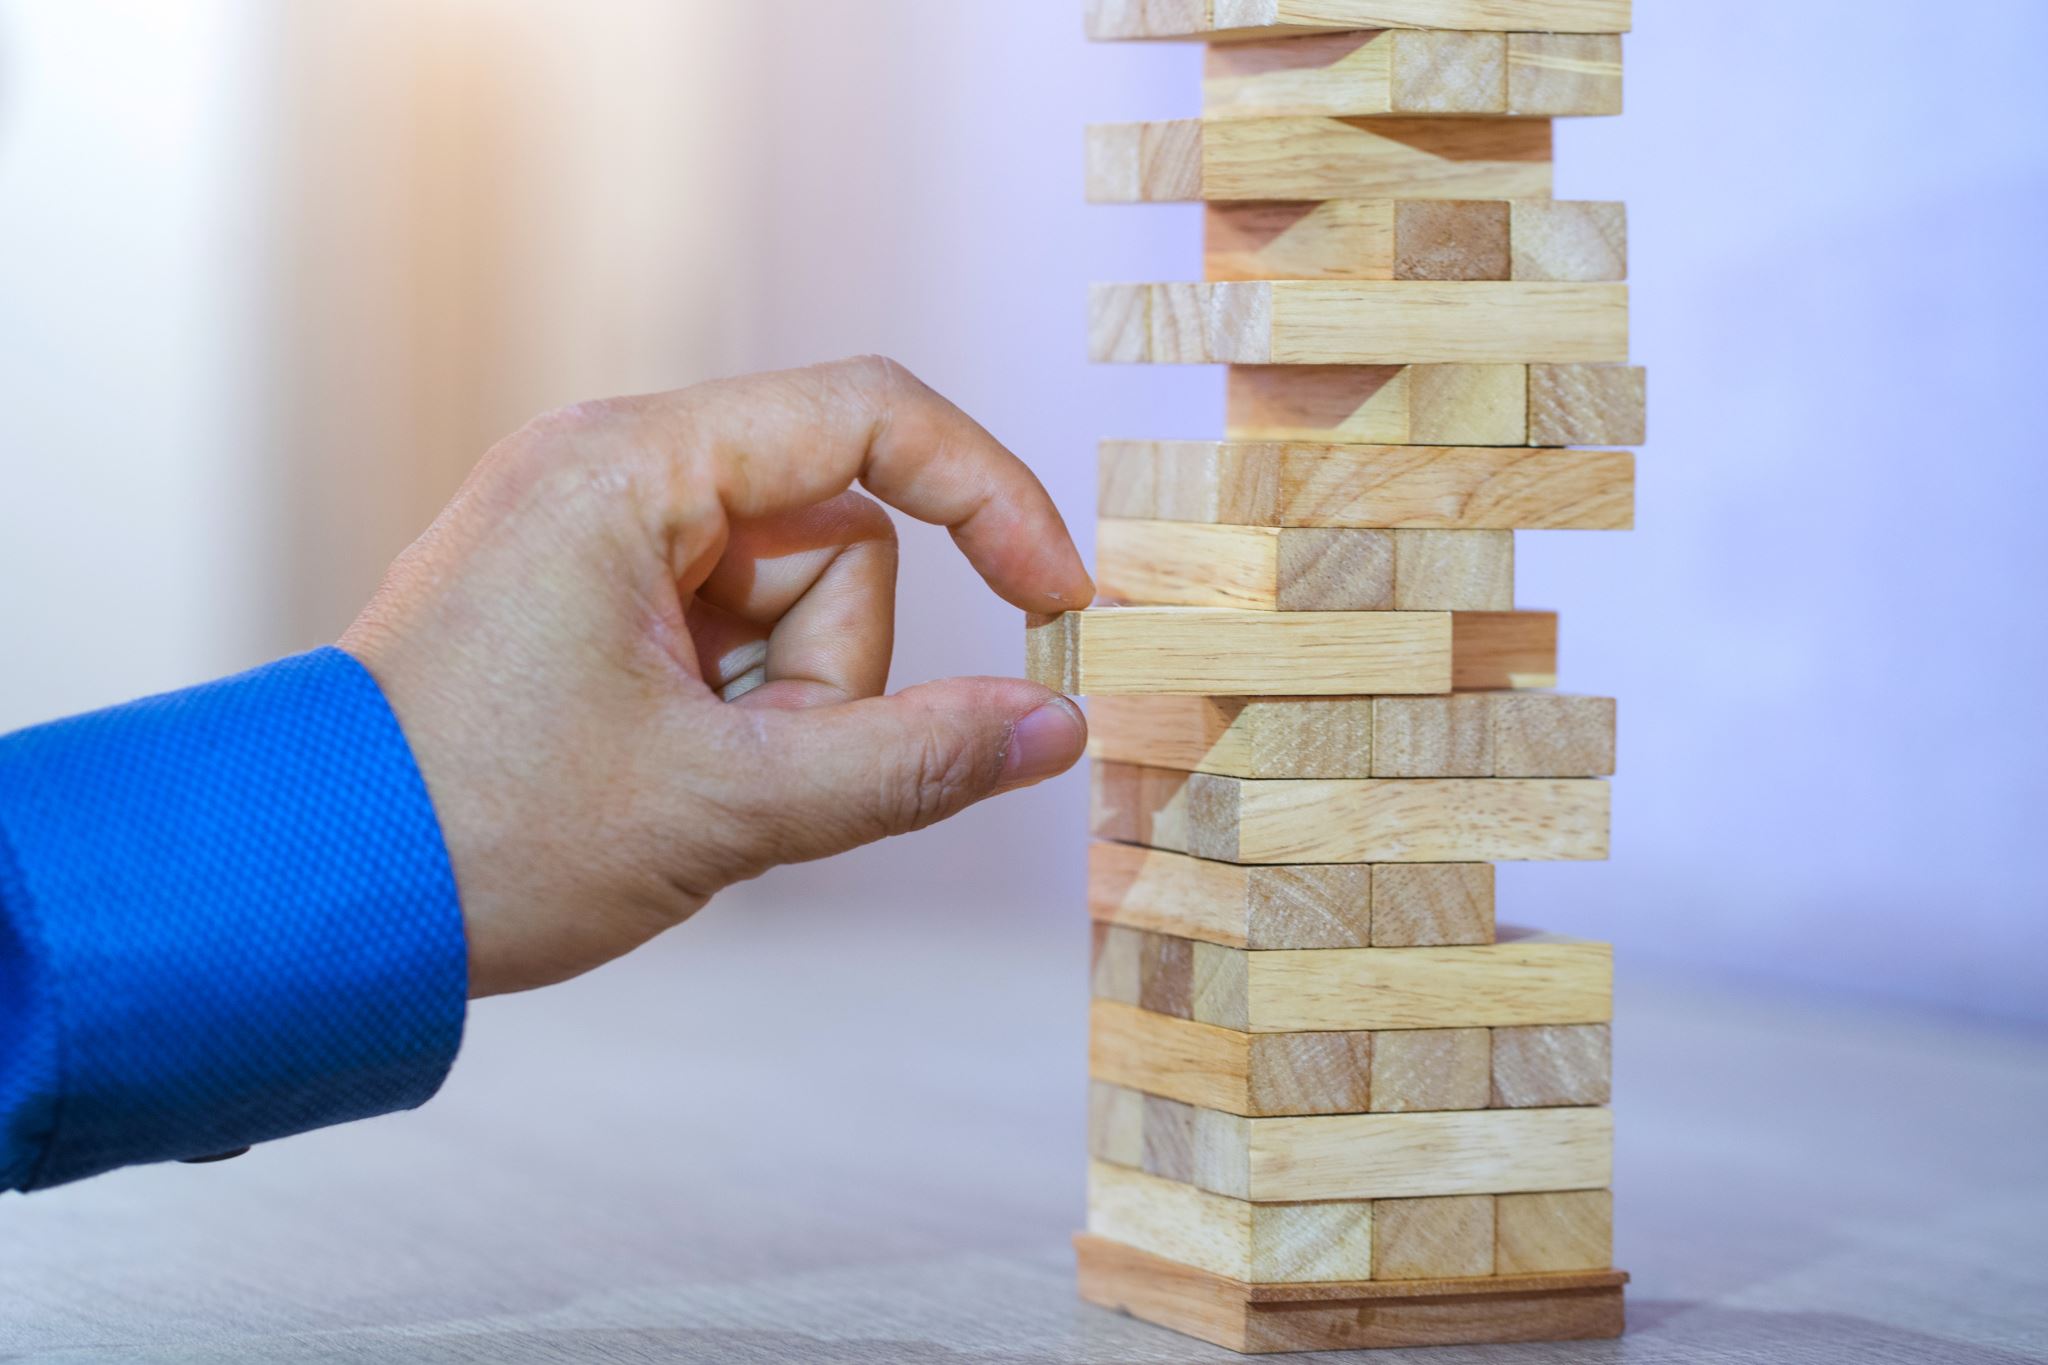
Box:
1076;1234;1628;1354
1374;1195;1497;1278
1089;922;1613;1032
1091;761;1609;865
1026;607;1453;696
1094;520;1512;611
1529;363;1646;445
1491;692;1616;776
1099;439;1635;530
1394;199;1511;280
1086;117;1553;203
1370;1027;1494;1111
1090;998;1375;1116
1508;33;1624;116
1089;695;1377;779
1087;1160;1375;1283
1496;1190;1614;1273
1453;610;1558;689
1371;694;1496;777
1090;280;1629;365
1085;0;1635;40
1372;861;1496;945
1491;1023;1612;1107
1206;198;1625;283
1227;363;1530;444
1088;842;1378;949
1090;1085;1615;1200
1511;199;1627;281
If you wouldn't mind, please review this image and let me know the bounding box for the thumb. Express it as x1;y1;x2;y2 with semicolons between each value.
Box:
760;676;1087;856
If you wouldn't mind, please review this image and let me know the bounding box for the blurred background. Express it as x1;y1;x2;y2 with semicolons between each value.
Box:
4;0;2046;1030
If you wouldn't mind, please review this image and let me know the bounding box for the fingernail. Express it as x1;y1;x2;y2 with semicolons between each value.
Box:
1000;696;1086;790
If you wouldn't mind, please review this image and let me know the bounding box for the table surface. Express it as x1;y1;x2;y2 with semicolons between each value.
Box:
6;896;2046;1364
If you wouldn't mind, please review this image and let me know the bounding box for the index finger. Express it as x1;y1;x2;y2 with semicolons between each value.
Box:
620;355;1094;615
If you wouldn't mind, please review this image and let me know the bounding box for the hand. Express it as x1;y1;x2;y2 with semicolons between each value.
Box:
339;357;1093;997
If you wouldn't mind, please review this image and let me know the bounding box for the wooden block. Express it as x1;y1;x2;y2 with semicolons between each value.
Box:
1089;842;1376;949
1094;521;1511;612
1372;862;1495;945
1496;1190;1614;1274
1202;31;1555;120
1511;200;1627;281
1453;610;1557;689
1088;1160;1374;1283
1090;999;1375;1116
1089;1079;1147;1170
1077;1234;1627;1354
1508;34;1623;116
1089;695;1376;779
1373;1196;1496;1278
1090;923;1612;1032
1100;440;1634;532
1371;1027;1493;1111
1027;607;1453;696
1371;694;1495;777
1491;1023;1612;1107
1086;118;1553;203
1391;31;1507;115
1085;0;1635;40
1086;283;1150;364
1227;364;1529;445
1394;200;1511;281
1491;692;1616;777
1091;761;1609;865
1528;364;1646;446
1091;1084;1614;1200
1088;280;1628;365
1205;200;1398;283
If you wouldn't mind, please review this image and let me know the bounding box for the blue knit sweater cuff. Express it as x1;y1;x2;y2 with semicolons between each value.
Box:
0;648;467;1190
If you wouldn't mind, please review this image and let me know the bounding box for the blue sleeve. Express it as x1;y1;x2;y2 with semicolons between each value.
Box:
0;647;467;1191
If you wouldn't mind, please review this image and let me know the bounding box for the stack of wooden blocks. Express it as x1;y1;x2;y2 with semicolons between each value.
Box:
1030;1;1641;1353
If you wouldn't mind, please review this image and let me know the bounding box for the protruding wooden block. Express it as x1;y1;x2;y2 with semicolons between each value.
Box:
1372;862;1495;946
1086;118;1553;203
1394;200;1511;281
1088;1159;1375;1283
1491;693;1616;777
1089;842;1373;949
1373;1196;1496;1279
1511;200;1627;281
1089;696;1376;779
1091;999;1376;1116
1091;761;1610;865
1491;1024;1612;1107
1508;34;1624;116
1089;923;1613;1032
1076;1234;1628;1354
1496;1190;1614;1274
1089;1084;1614;1201
1528;364;1646;446
1227;364;1528;445
1089;280;1628;365
1371;1028;1493;1112
1453;610;1558;689
1085;0;1636;40
1094;521;1512;612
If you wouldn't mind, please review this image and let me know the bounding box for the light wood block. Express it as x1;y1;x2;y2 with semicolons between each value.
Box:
1088;1160;1374;1283
1031;607;1558;697
1496;1190;1614;1274
1091;999;1375;1116
1086;118;1553;203
1099;439;1634;530
1089;696;1376;780
1529;363;1646;445
1086;0;1634;40
1090;761;1609;865
1490;1023;1612;1107
1373;1196;1496;1279
1090;280;1628;365
1491;692;1616;777
1508;33;1623;116
1372;862;1495;945
1027;607;1452;696
1088;843;1379;949
1076;1234;1628;1354
1453;610;1557;689
1371;695;1495;777
1206;200;1399;283
1090;1084;1614;1201
1089;923;1613;1032
1394;199;1511;280
1370;1027;1493;1112
1227;363;1530;444
1511;200;1627;281
1095;521;1512;612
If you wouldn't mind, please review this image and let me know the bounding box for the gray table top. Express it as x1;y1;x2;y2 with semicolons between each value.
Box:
6;898;2046;1364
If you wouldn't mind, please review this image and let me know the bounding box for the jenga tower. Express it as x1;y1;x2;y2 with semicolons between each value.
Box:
1030;1;1641;1353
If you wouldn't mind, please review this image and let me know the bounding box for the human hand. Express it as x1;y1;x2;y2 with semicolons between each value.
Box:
339;358;1092;997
